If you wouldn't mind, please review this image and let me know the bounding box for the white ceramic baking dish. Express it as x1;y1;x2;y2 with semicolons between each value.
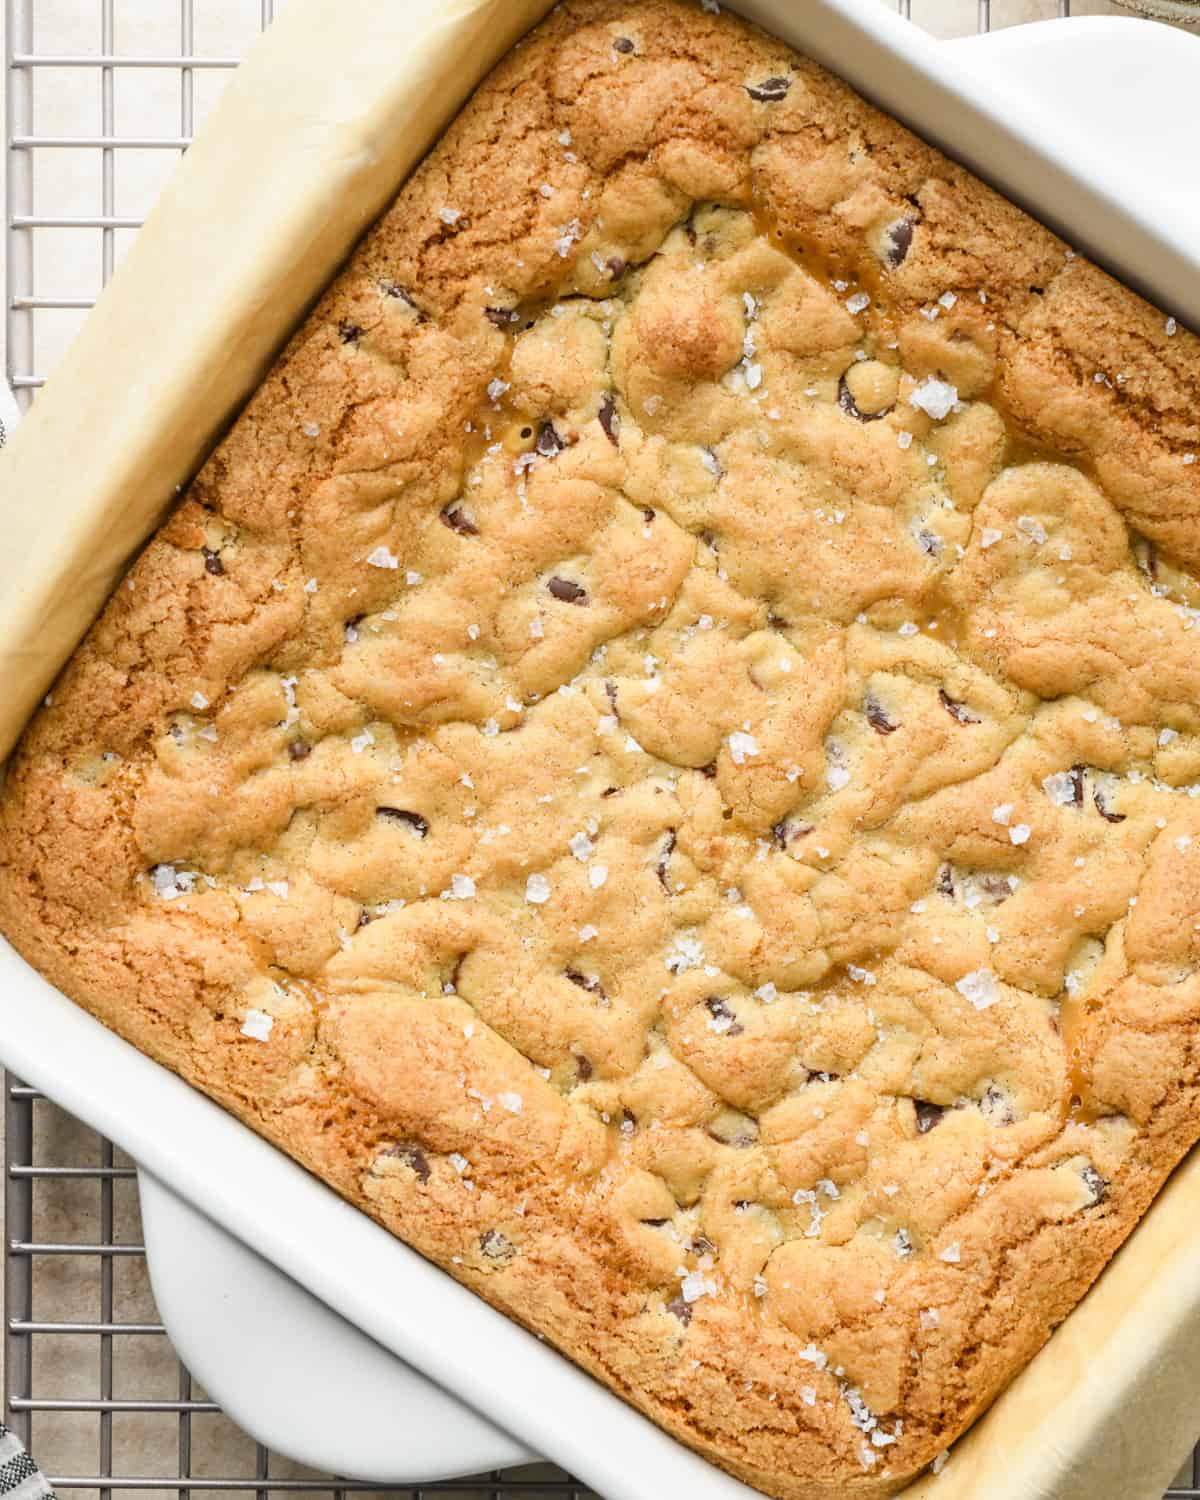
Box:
4;3;1200;1497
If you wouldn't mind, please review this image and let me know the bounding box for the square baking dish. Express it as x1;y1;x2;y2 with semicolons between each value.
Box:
3;3;1200;1497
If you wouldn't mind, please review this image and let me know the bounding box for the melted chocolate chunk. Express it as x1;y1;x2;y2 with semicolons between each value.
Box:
746;75;791;102
536;421;565;458
704;995;744;1036
642;506;656;524
916;528;942;558
381;1142;430;1184
380;281;425;319
657;831;677;892
479;1228;517;1263
773;818;814;850
1094;786;1126;823
574;1053;593;1082
440;503;479;536
914;1100;946;1134
548;576;588;605
566;969;606;1000
838;372;888;423
977;874;1014;903
599;393;620;445
1081;1163;1110;1205
377;807;429;837
613;35;635;52
201;548;224;576
980;1083;1016;1126
338;319;363;345
865;694;899;735
884;216;915;268
939;688;980;725
667;1296;693;1326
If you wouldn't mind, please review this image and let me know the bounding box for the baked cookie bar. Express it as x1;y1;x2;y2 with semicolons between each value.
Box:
3;3;1199;1494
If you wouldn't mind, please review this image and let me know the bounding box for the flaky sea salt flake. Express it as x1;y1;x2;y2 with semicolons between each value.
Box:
909;376;958;421
240;1009;274;1042
956;968;1001;1010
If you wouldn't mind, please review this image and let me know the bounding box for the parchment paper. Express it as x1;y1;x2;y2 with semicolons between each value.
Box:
0;0;556;763
0;1;1197;1494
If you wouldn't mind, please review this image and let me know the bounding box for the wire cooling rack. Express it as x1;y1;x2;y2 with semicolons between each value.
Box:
3;1;1198;1498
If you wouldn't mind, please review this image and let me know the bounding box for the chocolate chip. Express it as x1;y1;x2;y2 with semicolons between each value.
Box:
440;503;479;536
700;762;717;780
773;818;813;850
548;576;588;604
916;528;942;558
704;995;744;1036
484;306;521;329
599;394;620;445
536;421;565;458
884;216;915;268
338;319;363;344
980;1084;1016;1126
381;1142;431;1183
380;281;426;319
377;807;429;837
1094;786;1126;824
201;547;224;576
690;1235;718;1256
566;969;606;1000
838;372;888;423
613;35;635;52
288;739;312;762
937;864;956;898
1081;1163;1110;1205
574;1053;593;1082
746;75;791;102
667;1296;693;1326
480;1228;517;1264
642;506;656;524
939;688;980;725
657;831;676;893
865;694;899;735
978;874;1014;903
1070;764;1086;807
914;1100;945;1134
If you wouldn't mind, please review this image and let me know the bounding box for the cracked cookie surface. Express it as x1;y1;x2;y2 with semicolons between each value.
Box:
3;2;1200;1496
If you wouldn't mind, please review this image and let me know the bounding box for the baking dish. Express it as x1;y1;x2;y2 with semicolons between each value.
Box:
3;2;1200;1496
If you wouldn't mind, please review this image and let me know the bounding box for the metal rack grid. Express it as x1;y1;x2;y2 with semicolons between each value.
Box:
2;1;1197;1497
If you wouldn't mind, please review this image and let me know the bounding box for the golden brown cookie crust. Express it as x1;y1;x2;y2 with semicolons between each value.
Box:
3;3;1200;1495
